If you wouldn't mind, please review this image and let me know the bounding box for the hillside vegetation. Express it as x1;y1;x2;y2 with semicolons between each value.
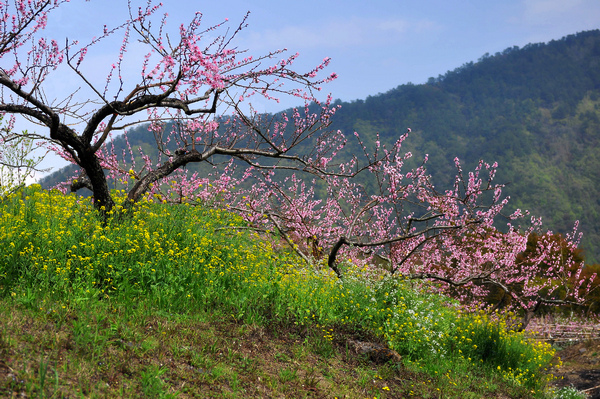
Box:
41;30;600;262
0;187;572;398
328;29;600;263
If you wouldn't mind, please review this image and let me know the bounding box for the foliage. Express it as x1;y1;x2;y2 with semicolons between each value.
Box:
0;117;47;196
0;187;564;396
551;386;587;399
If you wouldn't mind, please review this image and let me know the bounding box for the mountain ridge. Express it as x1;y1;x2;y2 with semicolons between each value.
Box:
323;29;600;262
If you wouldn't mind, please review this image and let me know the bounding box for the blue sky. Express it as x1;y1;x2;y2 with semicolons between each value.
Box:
45;0;600;106
10;0;600;174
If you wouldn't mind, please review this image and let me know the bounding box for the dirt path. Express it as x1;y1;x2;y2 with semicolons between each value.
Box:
551;341;600;398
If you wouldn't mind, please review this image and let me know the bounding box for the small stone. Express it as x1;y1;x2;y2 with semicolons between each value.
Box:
347;339;402;364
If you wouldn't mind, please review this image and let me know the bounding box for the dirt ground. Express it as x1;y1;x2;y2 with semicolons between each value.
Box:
551;340;600;398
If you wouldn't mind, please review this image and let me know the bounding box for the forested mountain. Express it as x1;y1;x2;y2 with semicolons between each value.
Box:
323;30;600;263
40;30;600;262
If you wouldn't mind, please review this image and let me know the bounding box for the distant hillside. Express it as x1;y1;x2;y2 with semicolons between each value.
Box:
40;30;600;262
325;29;600;262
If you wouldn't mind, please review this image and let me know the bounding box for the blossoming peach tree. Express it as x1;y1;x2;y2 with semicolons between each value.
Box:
0;0;593;324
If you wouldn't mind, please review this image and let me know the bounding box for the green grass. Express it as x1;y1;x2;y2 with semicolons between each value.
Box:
0;185;568;397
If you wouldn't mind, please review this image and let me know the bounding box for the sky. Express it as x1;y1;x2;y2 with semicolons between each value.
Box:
5;0;600;176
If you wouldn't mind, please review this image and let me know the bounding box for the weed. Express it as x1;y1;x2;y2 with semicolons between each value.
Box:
140;365;173;398
309;333;335;359
278;366;298;383
552;386;587;399
37;357;59;398
238;355;255;372
302;366;319;389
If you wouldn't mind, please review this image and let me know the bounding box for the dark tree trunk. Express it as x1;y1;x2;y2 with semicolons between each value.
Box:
50;122;115;215
78;149;115;215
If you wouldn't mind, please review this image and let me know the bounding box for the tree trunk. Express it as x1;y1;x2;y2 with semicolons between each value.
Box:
78;148;115;215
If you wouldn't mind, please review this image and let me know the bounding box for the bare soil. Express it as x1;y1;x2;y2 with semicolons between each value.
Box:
551;340;600;398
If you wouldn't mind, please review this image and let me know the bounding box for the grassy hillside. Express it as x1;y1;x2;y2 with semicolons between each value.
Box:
0;186;580;398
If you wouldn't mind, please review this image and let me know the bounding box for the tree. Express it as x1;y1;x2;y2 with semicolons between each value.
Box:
0;0;339;214
238;149;594;327
0;116;47;196
0;0;593;324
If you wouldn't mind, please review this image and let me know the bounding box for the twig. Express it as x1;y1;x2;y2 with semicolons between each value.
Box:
582;383;600;393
